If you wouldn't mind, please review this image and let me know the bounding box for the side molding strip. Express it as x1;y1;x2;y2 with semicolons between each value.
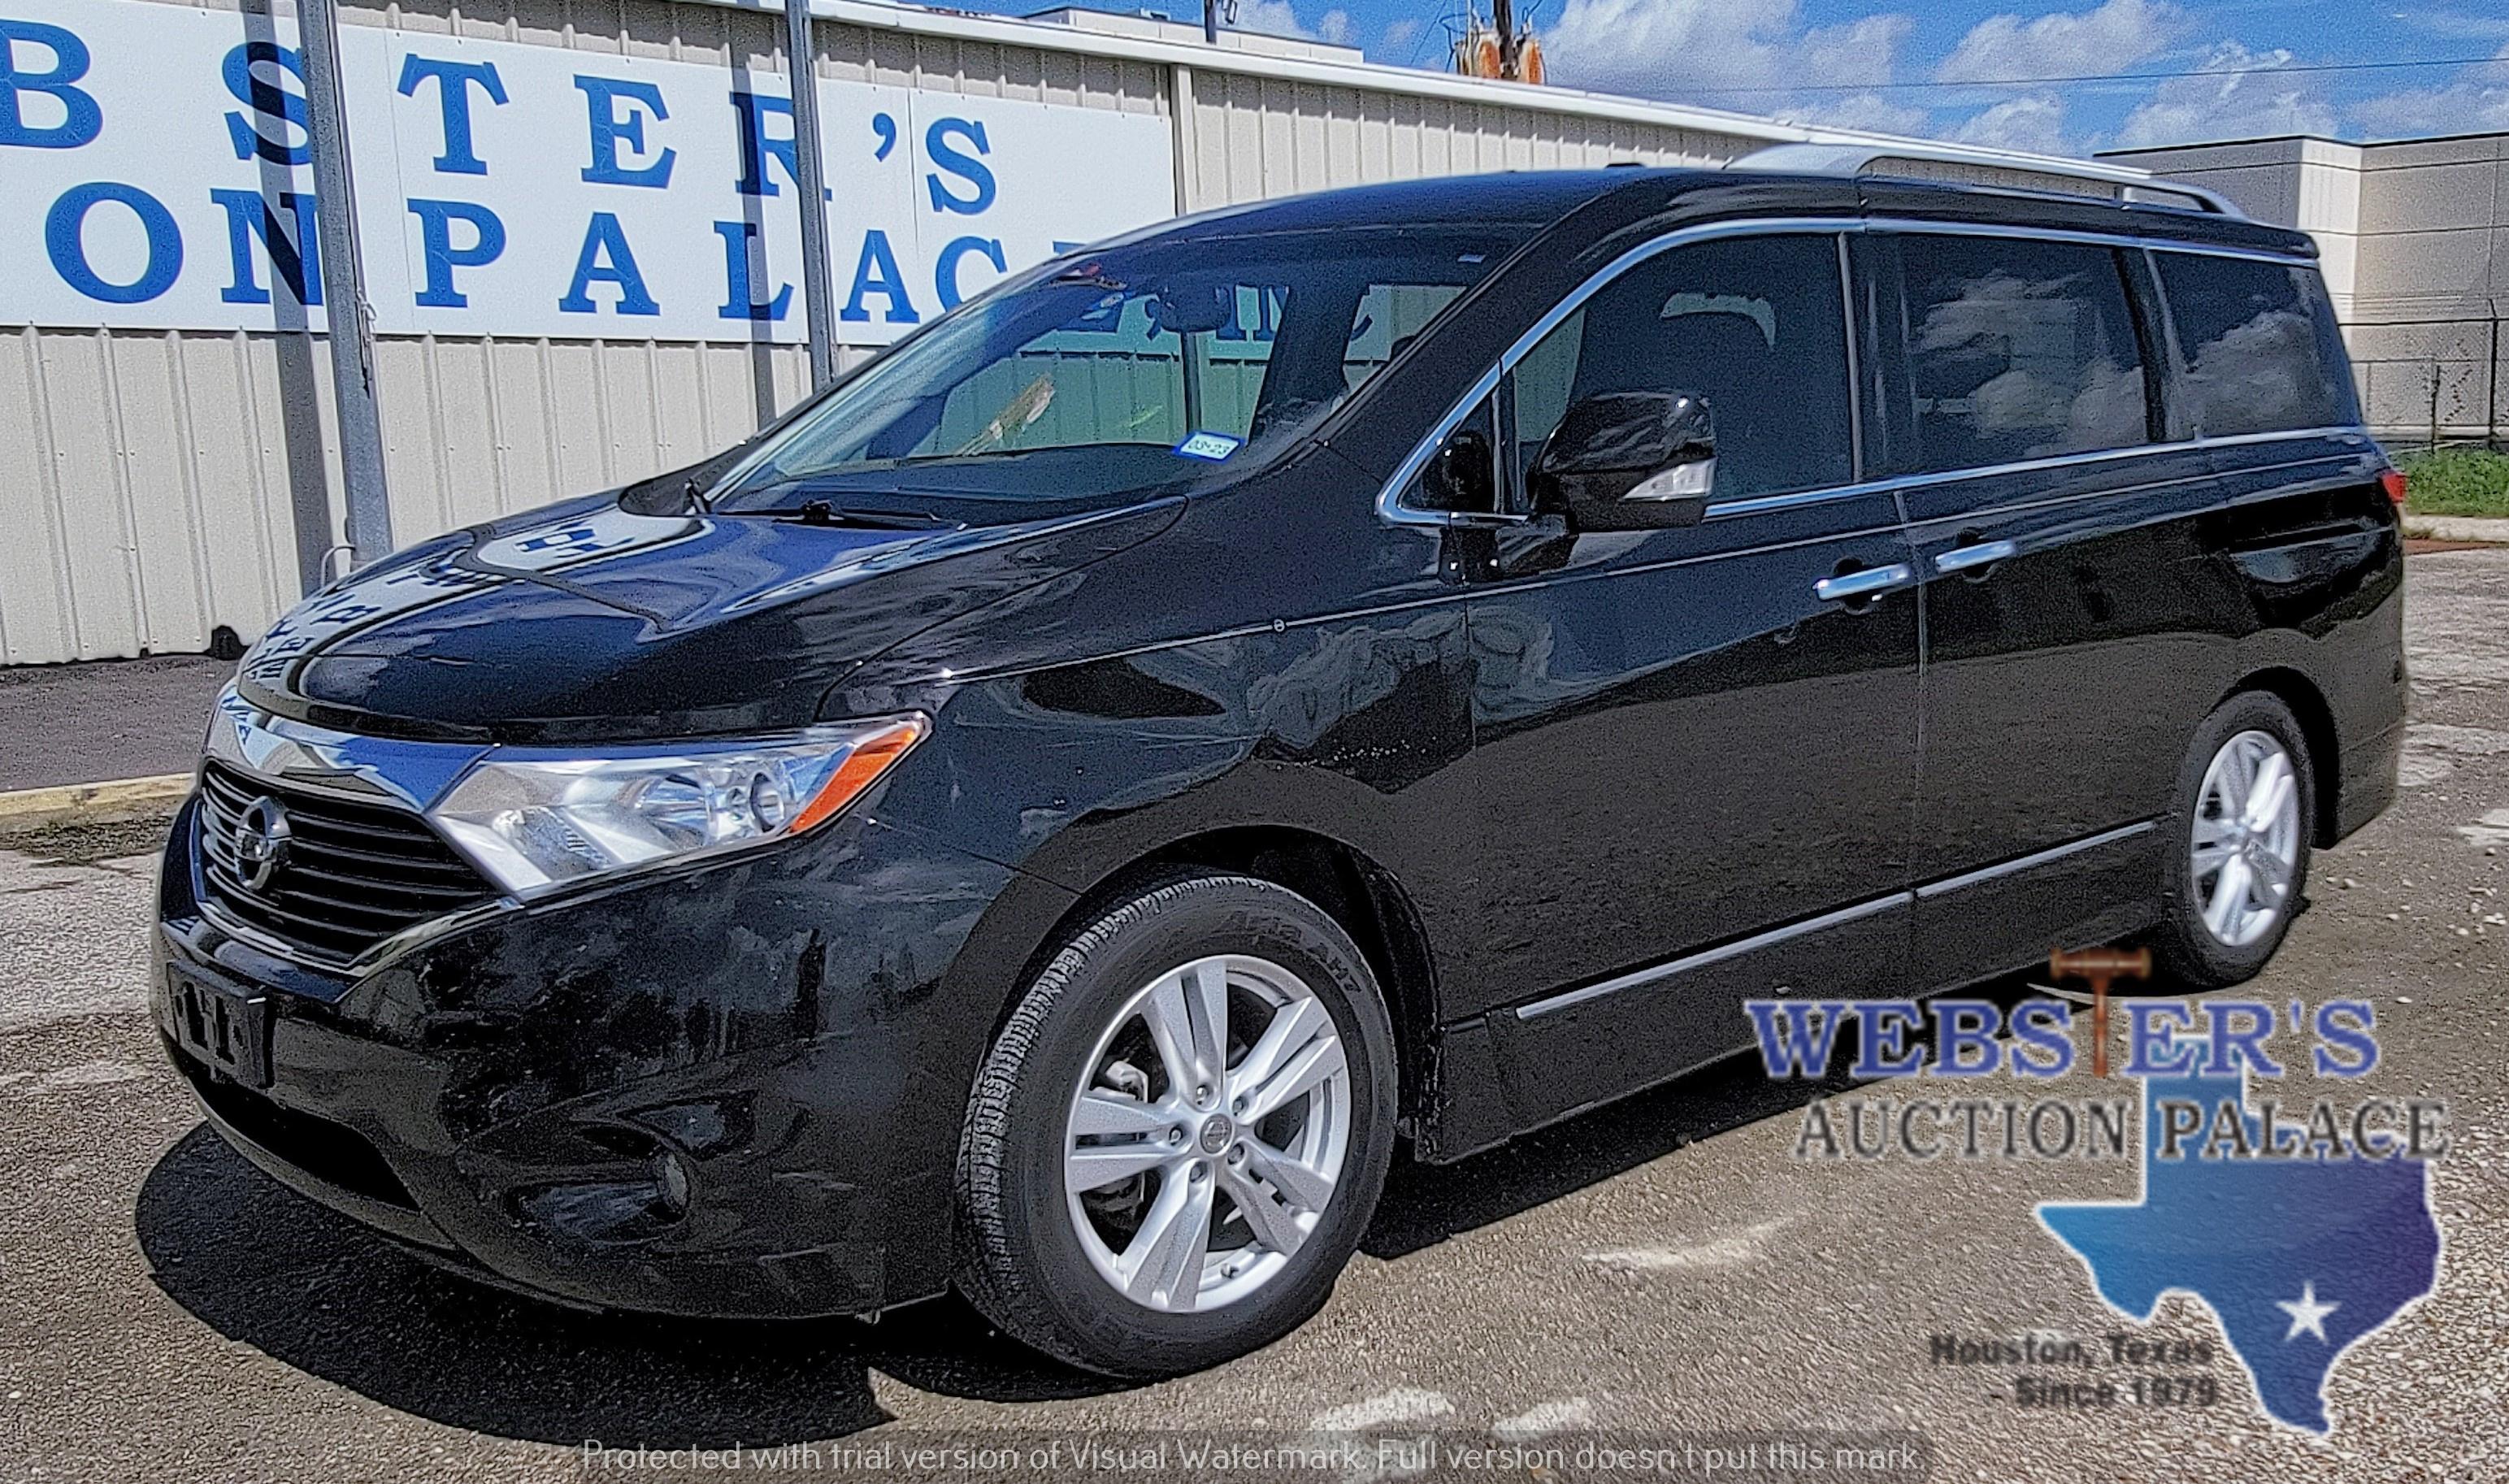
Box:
1911;820;2156;900
1509;818;2158;1022
1514;891;1913;1021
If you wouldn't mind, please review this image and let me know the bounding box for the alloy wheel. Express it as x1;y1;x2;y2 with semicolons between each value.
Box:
1061;954;1351;1313
2190;728;2301;948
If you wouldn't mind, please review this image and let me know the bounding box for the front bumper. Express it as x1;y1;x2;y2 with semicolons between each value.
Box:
152;792;1039;1319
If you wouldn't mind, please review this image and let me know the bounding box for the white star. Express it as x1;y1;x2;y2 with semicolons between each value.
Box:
2277;1281;2340;1343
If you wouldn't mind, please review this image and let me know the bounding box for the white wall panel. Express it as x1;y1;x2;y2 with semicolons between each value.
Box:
1181;67;1754;210
0;331;80;666
29;332;146;661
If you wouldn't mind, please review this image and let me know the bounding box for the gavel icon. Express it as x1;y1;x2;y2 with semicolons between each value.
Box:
2048;946;2152;1078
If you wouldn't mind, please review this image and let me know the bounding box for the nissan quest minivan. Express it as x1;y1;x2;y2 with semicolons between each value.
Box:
156;167;2403;1377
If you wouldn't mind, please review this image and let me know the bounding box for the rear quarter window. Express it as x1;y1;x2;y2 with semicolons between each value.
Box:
2154;252;2359;439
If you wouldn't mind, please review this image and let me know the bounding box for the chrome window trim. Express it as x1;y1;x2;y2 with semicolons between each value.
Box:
1378;215;1863;529
1378;215;2328;531
1671;423;2372;526
1860;423;2370;508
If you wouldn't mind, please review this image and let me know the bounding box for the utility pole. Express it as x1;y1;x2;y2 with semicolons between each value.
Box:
1205;0;1218;45
784;0;837;390
1491;0;1520;80
297;0;393;569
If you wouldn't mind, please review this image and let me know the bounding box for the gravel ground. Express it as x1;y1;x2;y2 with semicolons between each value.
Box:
3;554;2506;1483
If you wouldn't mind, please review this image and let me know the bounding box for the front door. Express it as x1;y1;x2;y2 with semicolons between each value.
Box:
1442;229;1921;1130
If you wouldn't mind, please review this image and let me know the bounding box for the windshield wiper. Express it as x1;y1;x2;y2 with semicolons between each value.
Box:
779;499;957;531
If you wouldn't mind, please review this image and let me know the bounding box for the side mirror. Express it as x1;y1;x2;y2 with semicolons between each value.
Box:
1530;391;1716;530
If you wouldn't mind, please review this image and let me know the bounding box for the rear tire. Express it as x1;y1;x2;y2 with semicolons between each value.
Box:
2148;692;2314;989
955;873;1397;1378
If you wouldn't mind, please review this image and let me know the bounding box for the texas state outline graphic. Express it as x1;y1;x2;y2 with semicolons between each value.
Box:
2037;1068;2442;1433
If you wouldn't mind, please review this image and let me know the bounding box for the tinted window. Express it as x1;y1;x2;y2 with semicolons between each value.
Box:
1897;235;2149;473
1513;234;1853;503
714;226;1521;515
2156;252;2356;437
1345;283;1467;393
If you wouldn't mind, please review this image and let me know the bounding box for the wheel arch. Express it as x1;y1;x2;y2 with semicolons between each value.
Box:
999;826;1444;1143
2225;666;2342;846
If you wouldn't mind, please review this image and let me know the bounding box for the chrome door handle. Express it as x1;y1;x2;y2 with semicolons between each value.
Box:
1813;563;1912;603
1934;539;2017;574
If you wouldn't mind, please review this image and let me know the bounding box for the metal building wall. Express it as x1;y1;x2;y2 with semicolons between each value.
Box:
1177;66;1754;208
2;0;2101;666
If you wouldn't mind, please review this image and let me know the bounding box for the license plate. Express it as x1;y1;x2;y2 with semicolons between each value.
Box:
169;968;271;1088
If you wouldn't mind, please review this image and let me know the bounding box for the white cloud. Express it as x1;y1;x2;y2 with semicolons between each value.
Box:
1228;0;1316;41
2112;41;2338;146
1380;16;1421;54
1518;0;2370;160
1542;0;1911;107
2389;8;2509;45
1948;94;2071;153
1315;8;1352;45
2352;46;2509;137
1938;0;2184;85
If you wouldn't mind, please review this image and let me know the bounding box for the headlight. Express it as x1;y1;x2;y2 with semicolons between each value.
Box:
429;716;927;898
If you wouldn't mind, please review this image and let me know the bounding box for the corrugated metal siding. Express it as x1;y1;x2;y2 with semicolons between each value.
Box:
1182;68;1752;208
1;327;345;665
5;0;2119;663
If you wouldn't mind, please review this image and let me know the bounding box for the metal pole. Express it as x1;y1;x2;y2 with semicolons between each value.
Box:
297;0;393;567
784;0;837;390
2487;305;2500;453
1204;0;1218;45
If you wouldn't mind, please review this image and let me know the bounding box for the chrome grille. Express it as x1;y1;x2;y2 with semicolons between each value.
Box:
195;760;497;964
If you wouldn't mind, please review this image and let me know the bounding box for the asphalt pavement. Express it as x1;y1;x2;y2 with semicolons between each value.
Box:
3;554;2507;1482
0;654;232;792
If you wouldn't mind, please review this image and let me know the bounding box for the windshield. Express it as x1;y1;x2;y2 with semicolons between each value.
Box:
708;225;1526;517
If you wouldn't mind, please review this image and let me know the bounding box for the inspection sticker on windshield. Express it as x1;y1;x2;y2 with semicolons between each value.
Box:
1174;432;1243;462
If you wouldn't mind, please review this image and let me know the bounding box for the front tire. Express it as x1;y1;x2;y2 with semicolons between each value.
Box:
2149;692;2314;988
955;873;1397;1377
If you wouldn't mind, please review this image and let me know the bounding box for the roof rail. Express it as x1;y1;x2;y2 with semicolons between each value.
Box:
1730;141;2244;219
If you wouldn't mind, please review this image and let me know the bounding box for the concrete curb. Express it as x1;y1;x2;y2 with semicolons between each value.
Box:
0;774;190;837
2404;514;2509;543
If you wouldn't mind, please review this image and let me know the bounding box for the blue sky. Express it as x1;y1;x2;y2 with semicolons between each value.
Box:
1019;0;2509;155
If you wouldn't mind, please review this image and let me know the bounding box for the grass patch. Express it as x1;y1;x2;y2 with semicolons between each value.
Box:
2401;448;2509;518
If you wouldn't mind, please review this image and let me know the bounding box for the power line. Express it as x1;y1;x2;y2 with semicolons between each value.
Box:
1673;52;2509;96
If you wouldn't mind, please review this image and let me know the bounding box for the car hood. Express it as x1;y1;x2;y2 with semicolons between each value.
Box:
236;492;1183;743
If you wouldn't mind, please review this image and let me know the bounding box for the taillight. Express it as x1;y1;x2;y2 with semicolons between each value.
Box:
2379;467;2408;507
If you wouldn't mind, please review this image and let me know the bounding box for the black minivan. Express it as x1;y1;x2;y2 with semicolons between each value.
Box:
156;166;2403;1377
